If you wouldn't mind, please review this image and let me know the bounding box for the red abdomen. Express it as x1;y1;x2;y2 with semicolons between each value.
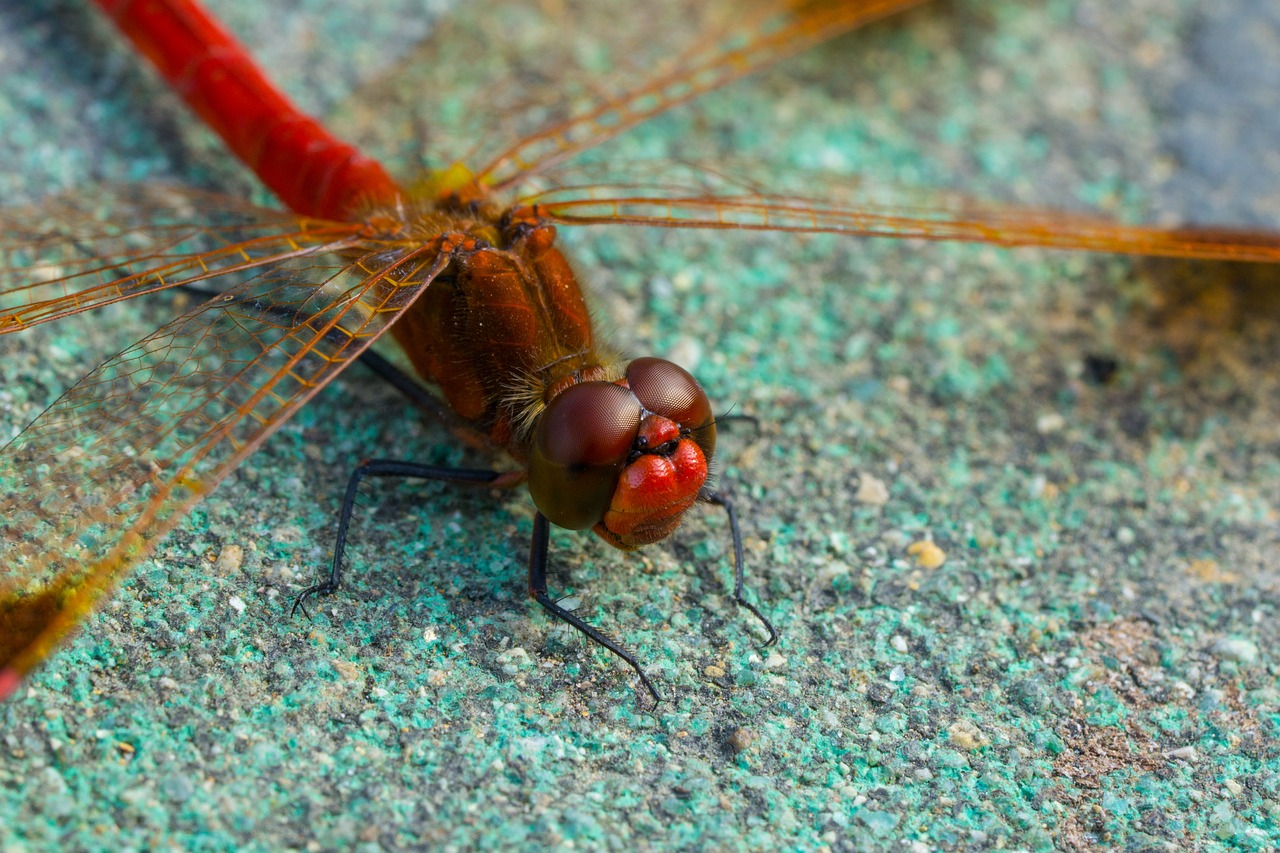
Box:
91;0;401;220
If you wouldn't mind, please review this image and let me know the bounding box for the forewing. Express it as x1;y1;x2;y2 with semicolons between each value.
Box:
0;184;362;332
515;169;1280;263
334;0;926;192
0;239;446;694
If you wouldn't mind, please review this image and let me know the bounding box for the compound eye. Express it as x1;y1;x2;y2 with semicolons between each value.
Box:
528;382;642;529
625;357;715;458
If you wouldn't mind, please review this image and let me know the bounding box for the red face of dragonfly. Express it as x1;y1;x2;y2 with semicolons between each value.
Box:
527;358;717;549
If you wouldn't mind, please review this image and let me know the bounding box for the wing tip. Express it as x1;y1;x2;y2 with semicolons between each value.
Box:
0;667;22;702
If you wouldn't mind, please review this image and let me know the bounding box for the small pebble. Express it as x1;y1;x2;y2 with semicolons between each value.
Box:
816;560;851;583
889;635;908;653
726;727;755;753
1211;638;1259;664
1036;412;1066;434
214;544;244;573
906;540;946;569
227;595;246;614
1188;559;1239;583
855;473;890;505
704;664;726;679
948;719;986;750
866;681;895;706
496;647;530;673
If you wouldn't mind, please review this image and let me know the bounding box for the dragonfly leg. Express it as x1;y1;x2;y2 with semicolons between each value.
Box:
703;492;778;647
291;460;515;618
527;513;662;707
354;350;502;453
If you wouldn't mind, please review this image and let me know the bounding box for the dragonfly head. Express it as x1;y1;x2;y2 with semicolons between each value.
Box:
527;357;716;550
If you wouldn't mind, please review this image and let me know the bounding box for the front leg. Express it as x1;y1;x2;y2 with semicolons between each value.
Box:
526;512;662;707
292;459;520;617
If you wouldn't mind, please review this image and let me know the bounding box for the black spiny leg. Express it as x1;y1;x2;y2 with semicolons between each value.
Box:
704;492;778;646
528;513;662;707
292;460;510;618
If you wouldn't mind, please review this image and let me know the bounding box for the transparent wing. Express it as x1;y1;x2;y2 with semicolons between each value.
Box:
512;167;1280;263
0;236;446;690
0;184;363;332
335;0;926;192
468;0;927;193
338;0;1280;263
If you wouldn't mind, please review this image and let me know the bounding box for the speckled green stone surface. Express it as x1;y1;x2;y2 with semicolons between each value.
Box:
1;0;1278;849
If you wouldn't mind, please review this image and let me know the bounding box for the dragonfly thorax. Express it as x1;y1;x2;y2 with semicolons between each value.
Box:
387;212;716;549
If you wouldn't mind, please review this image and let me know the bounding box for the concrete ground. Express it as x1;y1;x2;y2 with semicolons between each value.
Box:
0;0;1277;848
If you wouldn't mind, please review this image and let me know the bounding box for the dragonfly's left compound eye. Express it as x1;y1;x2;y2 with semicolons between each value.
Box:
528;381;643;530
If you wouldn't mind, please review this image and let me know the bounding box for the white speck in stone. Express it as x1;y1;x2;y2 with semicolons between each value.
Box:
1211;638;1259;664
1036;412;1066;434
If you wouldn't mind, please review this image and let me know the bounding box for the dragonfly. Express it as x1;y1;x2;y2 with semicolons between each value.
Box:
2;0;1278;704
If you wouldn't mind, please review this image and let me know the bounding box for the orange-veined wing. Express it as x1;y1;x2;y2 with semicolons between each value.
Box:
510;172;1280;263
336;0;928;194
468;0;929;194
0;208;447;695
0;185;362;332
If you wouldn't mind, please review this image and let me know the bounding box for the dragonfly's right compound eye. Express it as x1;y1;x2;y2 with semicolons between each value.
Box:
624;357;716;461
528;382;643;530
